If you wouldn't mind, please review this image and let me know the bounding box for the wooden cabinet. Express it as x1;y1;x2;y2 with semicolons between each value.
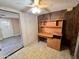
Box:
38;10;66;50
47;38;61;50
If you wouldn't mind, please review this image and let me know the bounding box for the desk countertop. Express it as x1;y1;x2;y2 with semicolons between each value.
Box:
38;32;62;38
38;33;53;38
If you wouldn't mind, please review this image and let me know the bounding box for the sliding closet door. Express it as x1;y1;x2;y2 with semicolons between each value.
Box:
0;18;14;38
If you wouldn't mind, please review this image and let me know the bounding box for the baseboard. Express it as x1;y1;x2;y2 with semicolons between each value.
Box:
5;46;24;59
3;35;21;39
24;40;38;47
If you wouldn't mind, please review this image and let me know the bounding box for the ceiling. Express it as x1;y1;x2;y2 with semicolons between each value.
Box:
0;0;79;13
0;0;32;10
0;10;19;18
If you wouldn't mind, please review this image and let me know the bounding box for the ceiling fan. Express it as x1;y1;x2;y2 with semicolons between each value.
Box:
21;0;50;14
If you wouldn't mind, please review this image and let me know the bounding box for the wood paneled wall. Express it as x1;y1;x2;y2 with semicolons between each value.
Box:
64;4;79;55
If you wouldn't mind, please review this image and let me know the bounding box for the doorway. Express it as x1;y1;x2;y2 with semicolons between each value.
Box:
0;9;23;59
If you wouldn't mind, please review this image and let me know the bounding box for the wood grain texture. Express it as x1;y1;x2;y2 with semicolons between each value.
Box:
47;38;61;50
64;4;79;55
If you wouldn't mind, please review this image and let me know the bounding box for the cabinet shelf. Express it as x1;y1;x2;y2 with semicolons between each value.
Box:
40;20;62;22
40;26;62;28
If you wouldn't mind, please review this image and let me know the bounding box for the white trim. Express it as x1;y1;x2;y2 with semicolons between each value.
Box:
74;32;79;59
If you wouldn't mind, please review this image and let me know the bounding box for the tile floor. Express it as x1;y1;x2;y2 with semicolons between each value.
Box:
7;42;71;59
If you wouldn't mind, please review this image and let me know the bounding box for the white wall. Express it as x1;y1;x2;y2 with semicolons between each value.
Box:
11;19;21;36
20;12;38;46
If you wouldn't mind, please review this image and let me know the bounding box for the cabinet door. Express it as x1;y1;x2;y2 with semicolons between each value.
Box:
47;38;61;50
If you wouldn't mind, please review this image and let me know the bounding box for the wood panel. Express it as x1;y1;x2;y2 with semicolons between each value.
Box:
47;38;61;50
64;4;79;55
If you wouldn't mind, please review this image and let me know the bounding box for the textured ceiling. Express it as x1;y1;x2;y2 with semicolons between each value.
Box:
0;10;19;18
0;0;32;10
0;0;79;13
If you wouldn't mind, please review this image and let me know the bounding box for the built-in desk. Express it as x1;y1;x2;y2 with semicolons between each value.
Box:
38;32;62;50
37;10;66;51
38;33;53;38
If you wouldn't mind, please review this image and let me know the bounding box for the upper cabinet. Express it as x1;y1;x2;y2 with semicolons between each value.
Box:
38;10;66;21
38;10;67;34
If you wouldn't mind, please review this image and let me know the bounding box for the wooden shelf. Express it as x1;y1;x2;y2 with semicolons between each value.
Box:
40;26;62;28
39;20;62;22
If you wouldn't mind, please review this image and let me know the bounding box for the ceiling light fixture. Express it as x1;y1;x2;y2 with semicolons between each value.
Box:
31;7;41;14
